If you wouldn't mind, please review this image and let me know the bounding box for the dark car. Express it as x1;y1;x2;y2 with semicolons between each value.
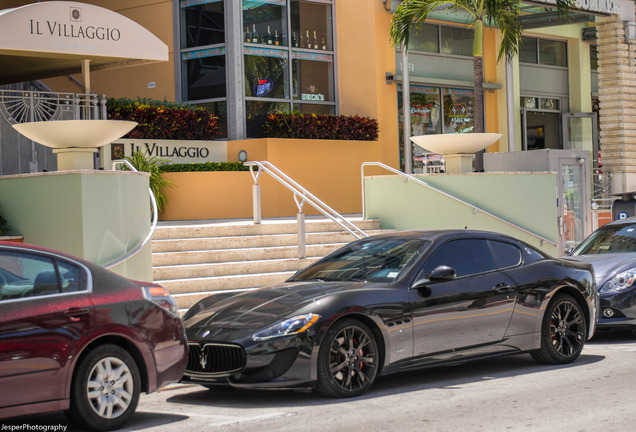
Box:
566;217;636;336
182;230;598;397
0;242;188;431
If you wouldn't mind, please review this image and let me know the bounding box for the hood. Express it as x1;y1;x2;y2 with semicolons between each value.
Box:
565;253;636;286
184;280;368;341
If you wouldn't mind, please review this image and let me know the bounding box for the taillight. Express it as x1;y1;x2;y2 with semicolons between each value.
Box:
143;285;179;316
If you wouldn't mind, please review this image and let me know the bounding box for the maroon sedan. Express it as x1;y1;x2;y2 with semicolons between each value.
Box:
0;242;188;431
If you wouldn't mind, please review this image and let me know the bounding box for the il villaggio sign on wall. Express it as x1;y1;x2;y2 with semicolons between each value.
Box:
104;140;228;168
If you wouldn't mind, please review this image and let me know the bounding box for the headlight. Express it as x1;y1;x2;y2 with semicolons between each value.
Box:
252;314;321;341
600;267;636;293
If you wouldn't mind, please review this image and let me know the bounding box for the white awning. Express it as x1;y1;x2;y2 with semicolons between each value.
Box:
0;1;168;85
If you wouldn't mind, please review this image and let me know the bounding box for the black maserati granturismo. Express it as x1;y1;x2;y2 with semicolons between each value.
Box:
181;230;598;397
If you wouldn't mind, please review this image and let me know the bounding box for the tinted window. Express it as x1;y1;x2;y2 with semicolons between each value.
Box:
490;241;522;269
421;239;496;277
291;238;429;282
0;251;85;300
572;223;636;255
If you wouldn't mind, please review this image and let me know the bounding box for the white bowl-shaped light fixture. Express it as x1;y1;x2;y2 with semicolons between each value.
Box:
12;120;137;149
410;133;503;155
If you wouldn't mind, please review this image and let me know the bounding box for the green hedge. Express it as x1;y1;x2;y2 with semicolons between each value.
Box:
159;162;250;173
107;98;220;140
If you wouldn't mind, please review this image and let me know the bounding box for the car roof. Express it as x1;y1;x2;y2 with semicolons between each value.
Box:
368;229;520;243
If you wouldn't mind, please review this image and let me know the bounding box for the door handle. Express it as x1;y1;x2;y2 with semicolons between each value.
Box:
64;307;90;322
492;283;513;294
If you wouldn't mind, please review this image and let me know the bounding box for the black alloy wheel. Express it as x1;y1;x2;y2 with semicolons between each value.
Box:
316;318;379;398
531;294;586;364
67;344;141;431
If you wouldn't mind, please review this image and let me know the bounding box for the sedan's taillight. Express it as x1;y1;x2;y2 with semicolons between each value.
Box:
143;285;179;316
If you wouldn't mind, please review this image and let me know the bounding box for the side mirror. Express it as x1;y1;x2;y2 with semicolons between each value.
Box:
429;265;456;281
411;265;456;290
564;248;574;256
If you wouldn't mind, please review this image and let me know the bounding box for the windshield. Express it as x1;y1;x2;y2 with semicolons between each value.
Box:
290;237;430;283
572;223;636;255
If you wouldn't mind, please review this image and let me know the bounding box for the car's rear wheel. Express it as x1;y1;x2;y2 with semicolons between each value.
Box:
531;294;586;364
67;344;141;431
316;318;378;398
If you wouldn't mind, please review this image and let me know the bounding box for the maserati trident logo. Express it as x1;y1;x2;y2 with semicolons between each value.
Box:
200;351;208;369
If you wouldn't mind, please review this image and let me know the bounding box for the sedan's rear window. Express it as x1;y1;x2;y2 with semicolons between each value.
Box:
0;251;84;300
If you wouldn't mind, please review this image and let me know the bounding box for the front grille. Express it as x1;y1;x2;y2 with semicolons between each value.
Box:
186;342;246;376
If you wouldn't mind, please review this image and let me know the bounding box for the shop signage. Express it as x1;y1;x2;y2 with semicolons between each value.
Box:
106;139;227;168
244;47;288;59
533;0;618;14
1;2;167;61
292;52;333;63
448;104;473;133
182;47;225;60
301;93;325;101
254;78;274;97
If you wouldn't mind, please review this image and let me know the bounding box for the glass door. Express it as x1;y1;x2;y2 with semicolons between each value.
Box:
558;157;591;254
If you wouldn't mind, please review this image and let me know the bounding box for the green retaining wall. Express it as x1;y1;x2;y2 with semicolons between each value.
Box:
364;172;559;256
0;170;152;281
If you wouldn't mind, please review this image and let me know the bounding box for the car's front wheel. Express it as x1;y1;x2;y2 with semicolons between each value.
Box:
531;294;586;364
316;318;379;398
67;344;141;431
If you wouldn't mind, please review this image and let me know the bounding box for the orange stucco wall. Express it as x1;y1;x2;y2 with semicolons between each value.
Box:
160;138;386;220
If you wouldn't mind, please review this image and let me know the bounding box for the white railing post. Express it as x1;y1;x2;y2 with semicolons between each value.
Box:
249;165;262;224
253;183;261;224
297;212;306;259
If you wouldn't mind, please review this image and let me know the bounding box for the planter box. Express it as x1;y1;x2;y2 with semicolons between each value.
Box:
0;236;24;243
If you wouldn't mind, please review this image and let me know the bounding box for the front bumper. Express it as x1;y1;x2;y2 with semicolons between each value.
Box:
596;288;636;329
181;334;318;390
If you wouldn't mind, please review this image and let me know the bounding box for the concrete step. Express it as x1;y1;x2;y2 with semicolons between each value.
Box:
152;243;343;266
151;216;387;310
152;217;382;240
154;256;318;280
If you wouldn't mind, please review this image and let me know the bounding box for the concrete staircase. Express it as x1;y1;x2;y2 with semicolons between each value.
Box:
152;217;384;310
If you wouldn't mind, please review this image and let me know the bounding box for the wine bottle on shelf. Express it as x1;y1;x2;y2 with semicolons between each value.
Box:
313;31;318;50
322;35;327;50
266;26;273;45
245;26;251;43
274;30;280;46
252;24;259;44
306;30;310;49
292;31;298;48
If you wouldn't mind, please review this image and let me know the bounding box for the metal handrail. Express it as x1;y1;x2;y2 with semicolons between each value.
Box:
245;161;367;258
361;161;558;247
105;160;159;268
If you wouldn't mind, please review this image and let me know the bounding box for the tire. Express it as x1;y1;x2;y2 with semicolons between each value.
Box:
531;294;586;365
66;344;141;431
316;318;379;398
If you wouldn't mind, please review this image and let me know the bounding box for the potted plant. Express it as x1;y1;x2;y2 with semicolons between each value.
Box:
0;207;22;243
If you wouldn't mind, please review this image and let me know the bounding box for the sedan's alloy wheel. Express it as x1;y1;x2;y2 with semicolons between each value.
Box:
87;356;135;418
67;344;141;431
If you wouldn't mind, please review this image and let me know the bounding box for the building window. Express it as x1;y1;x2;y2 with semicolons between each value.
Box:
243;0;335;137
398;85;475;172
520;37;567;67
408;23;473;57
180;0;227;137
178;0;336;140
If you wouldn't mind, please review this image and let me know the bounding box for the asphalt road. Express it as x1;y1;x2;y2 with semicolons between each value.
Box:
4;328;635;432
